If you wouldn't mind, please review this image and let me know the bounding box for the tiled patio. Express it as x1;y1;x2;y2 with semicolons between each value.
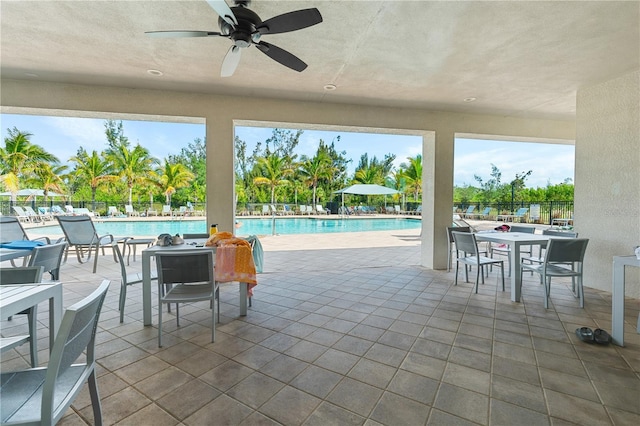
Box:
2;228;639;425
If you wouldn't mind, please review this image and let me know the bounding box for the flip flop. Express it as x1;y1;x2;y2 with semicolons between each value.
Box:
575;327;594;343
593;329;612;345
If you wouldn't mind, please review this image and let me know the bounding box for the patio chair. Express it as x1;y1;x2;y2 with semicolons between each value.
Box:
37;207;54;221
316;204;329;215
156;250;218;347
262;205;270;215
283;204;294;215
461;205;476;218
489;225;535;276
0;280;109;426
27;241;67;281
452;231;505;294
51;205;66;215
11;205;30;222
74;207;99;217
108;206;122;217
468;206;491;219
0;216;52;266
125;204;140;217
521;238;589;308
112;242;157;323
446;226;471;272
65;205;74;215
0;266;45;368
23;206;45;222
56;215;118;273
161;205;172;216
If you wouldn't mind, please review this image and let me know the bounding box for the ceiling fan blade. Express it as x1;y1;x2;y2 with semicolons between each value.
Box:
256;8;322;35
221;45;242;77
206;0;237;26
145;31;222;38
255;41;307;72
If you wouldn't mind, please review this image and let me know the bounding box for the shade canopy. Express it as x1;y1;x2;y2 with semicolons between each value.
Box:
0;189;63;198
333;184;399;195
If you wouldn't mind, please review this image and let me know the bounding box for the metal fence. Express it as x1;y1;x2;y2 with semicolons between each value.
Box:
0;200;207;217
454;201;574;225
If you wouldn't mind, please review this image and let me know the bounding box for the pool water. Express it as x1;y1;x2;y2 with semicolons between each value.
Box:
40;217;421;237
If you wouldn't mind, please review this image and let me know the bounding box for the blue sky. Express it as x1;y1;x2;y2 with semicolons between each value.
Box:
1;114;574;188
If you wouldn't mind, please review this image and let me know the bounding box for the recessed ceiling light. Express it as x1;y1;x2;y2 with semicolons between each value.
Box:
25;73;39;78
324;84;337;91
147;69;163;76
463;97;477;102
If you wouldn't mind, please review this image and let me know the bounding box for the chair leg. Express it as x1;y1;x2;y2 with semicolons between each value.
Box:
454;261;460;286
158;291;163;347
212;292;216;343
119;282;126;323
27;306;38;368
474;266;480;293
544;275;551;309
500;263;505;291
88;369;103;426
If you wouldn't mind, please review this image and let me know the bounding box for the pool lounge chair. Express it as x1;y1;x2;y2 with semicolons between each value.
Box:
11;206;30;222
467;206;491;219
125;204;140;217
161;205;172;216
316;205;329;215
497;207;529;223
56;215;119;273
75;207;99;217
461;205;476;218
108;206;124;217
23;206;45;222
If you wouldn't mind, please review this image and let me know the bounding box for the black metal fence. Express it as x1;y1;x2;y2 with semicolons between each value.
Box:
0;200;207;217
454;201;574;225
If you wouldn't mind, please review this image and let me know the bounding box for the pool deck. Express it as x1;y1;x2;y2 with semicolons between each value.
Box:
6;217;639;426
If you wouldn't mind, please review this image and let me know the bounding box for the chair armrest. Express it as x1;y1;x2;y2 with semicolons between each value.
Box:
33;236;51;244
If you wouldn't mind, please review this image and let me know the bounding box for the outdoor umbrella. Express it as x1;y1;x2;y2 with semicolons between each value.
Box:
333;184;400;215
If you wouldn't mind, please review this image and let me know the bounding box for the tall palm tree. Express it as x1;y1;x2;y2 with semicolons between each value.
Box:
157;161;195;205
29;163;68;204
253;154;291;204
70;149;113;210
0;127;59;202
298;152;333;207
400;154;422;202
107;141;158;205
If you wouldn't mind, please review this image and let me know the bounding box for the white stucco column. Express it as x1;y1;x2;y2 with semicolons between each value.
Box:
422;129;454;269
205;116;235;233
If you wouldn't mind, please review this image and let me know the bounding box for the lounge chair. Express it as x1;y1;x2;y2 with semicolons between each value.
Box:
467;206;491;219
108;206;123;217
497;207;529;223
0;216;52;246
411;205;423;215
23;206;45;222
75;207;99;217
125;204;140;217
51;205;66;215
461;205;476;218
262;205;270;215
37;207;55;221
65;205;74;215
11;205;30;222
283;204;294;215
56;215;119;273
316;204;329;215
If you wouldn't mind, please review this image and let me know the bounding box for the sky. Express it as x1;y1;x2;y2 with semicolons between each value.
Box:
0;114;574;188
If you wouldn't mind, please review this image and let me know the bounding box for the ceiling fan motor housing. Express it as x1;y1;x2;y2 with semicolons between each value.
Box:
219;6;262;48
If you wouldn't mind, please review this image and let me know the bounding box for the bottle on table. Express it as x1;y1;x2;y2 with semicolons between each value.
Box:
210;224;218;235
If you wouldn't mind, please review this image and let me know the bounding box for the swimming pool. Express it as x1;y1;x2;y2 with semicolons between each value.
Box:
39;217;421;237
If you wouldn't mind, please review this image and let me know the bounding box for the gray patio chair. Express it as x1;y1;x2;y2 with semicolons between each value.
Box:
56;215;118;273
452;231;505;293
156;250;218;347
521;238;589;308
489;225;535;276
0;266;45;368
0;216;52;267
112;242;157;323
446;226;471;272
27;241;67;281
0;280;109;426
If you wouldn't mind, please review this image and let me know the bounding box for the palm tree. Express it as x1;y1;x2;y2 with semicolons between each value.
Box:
298;151;333;207
157;161;195;205
70;149;113;210
29;163;68;204
106;141;158;205
253;154;291;204
0;127;59;202
400;154;422;202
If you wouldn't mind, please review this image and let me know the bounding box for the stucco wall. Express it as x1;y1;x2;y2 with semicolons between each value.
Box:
575;70;640;298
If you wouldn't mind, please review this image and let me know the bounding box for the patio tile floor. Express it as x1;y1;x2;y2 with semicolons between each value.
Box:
2;227;639;425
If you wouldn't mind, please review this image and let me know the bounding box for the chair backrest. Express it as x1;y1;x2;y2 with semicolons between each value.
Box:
447;226;471;243
544;238;589;264
56;215;98;245
28;242;67;280
464;206;475;214
482;207;491;215
0;216;28;241
12;205;27;216
65;205;74;214
0;266;44;284
510;225;535;233
262;205;270;213
162;205;171;213
543;229;578;238
125;205;134;213
108;206;119;215
51;205;65;214
515;207;529;216
40;280;110;424
451;231;479;256
183;233;210;239
156;250;215;286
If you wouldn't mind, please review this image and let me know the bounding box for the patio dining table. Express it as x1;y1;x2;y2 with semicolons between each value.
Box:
474;231;567;302
141;239;250;326
0;248;32;263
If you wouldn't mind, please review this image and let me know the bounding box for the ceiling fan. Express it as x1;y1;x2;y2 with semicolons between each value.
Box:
146;0;323;77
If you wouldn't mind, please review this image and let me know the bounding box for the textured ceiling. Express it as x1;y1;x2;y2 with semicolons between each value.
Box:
1;1;638;120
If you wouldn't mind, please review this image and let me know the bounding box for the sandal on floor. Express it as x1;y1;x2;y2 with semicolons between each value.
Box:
575;327;594;343
593;329;612;345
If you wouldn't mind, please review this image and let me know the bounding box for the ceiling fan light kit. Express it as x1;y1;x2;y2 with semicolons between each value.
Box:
146;0;322;77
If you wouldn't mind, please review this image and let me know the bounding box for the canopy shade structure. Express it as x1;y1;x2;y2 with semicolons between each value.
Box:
334;184;400;216
333;184;399;196
0;189;63;198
